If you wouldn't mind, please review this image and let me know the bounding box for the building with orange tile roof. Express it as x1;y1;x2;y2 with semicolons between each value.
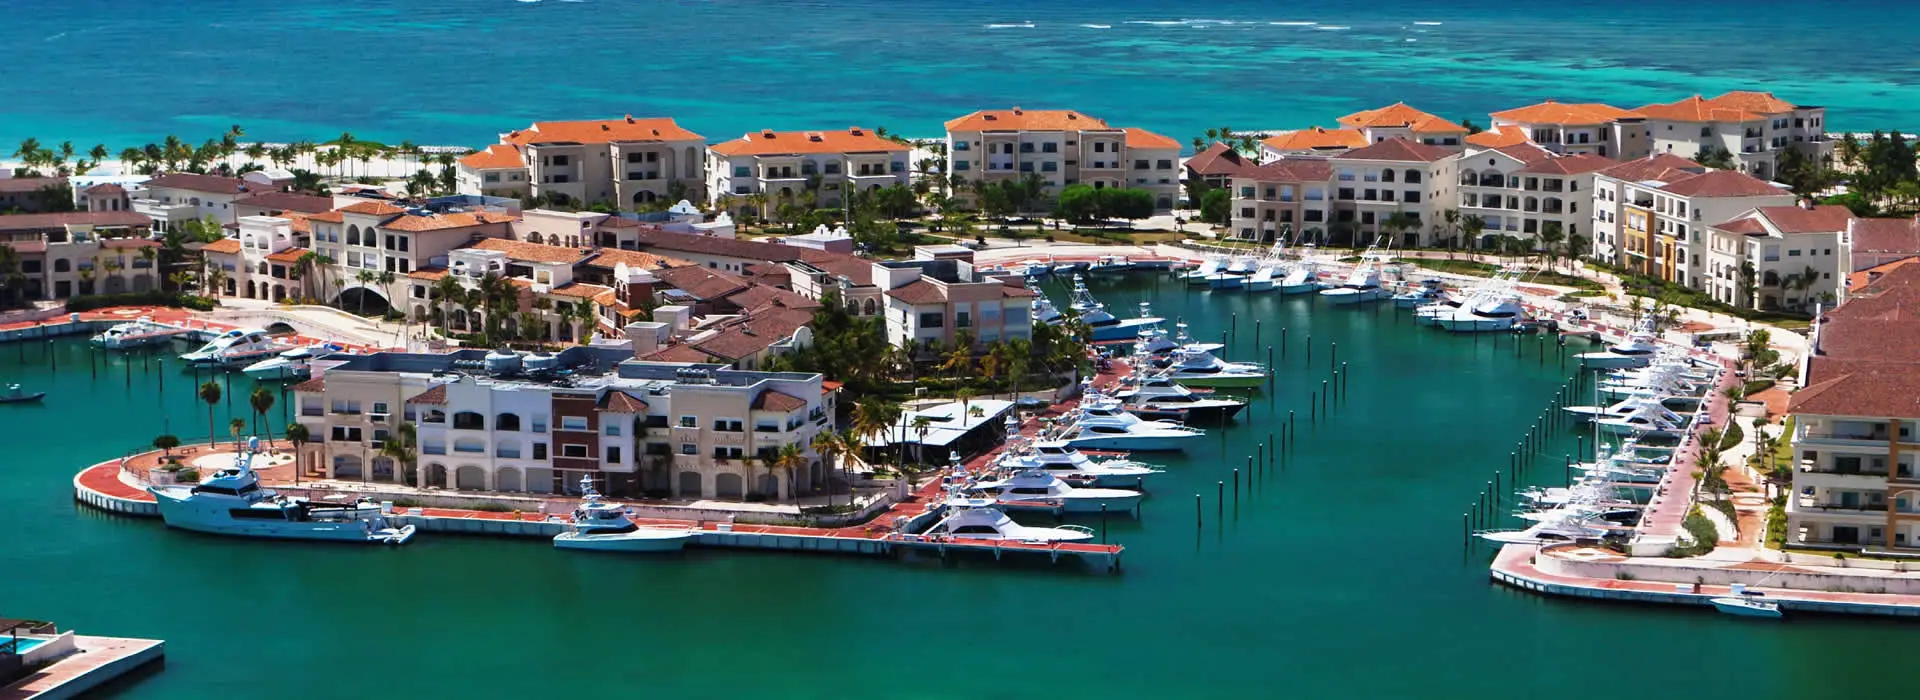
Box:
944;106;1181;213
1334;102;1468;146
1589;155;1793;286
196;215;311;301
1257;127;1368;159
1224;159;1334;243
457;115;707;209
1455;142;1614;247
1638;91;1831;181
1846;214;1920;274
1326;138;1463;247
300;198;519;311
705;127;911;215
1704;203;1854;310
1485;99;1648;159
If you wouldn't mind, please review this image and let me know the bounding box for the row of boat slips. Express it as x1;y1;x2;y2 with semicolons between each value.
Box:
88;316;355;379
1172;242;1541;332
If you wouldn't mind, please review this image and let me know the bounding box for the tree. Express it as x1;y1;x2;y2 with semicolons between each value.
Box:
1104;188;1155;220
810;431;841;504
1538;221;1565;271
1461;214;1486;251
286;422;310;485
1054;184;1101;223
773;442;806;500
1381;210;1421;247
379;421;418;488
1696;146;1735;169
250;386;276;444
153;434;181;457
229;417;247;447
198;381;222;446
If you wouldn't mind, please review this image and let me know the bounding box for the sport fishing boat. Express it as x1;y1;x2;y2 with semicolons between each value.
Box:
1563;394;1690;422
1157;346;1268;388
1224;254;1260;275
1244;264;1277;292
89;316;181;350
1578;319;1660;369
917;497;1095;543
1318;250;1391;305
1204;271;1245;290
964;468;1143;514
997;440;1163;488
1391;279;1445;308
1276;260;1322;294
241;346;331;381
1069;282;1163;341
1051;393;1205;451
1;384;45;404
552;475;695;552
1111;372;1246;420
179;328;289;368
1034;296;1064;326
148;437;415;544
1435;292;1525;333
1478;509;1612;545
1182;255;1226;285
1595;402;1689;439
1133;321;1223;357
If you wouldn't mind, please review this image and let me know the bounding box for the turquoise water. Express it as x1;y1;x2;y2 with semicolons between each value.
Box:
3;278;1917;699
3;638;46;653
5;1;1920;150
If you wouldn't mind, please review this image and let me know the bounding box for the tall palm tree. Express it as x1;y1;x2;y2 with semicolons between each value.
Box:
1538;221;1565;271
810;430;840;503
353;269;376;315
774;443;806;500
379;421;418;488
249;387;276;443
837;430;865;509
286;422;310;485
229;417;247;448
198;382;222;446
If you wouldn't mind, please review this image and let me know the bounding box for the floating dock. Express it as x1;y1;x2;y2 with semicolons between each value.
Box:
1;634;165;700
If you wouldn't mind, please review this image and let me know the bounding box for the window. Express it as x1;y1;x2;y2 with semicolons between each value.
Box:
733;165;750;177
1042;142;1058;153
560;415;588;431
918;312;944;328
712;446;745;459
1042;162;1057;172
551;155;570;166
605;422;621;436
678;415;697;428
953;141;969;151
680;443;697;455
452;411;484;430
712;418;744;432
1019;162;1033;172
371;402;389;416
533;443;548;460
561;444;588;458
1788;249;1801;257
1405;191;1422;204
824;162;840;174
496;413;521;431
954;161;970;171
606;446;622;464
956;311;971;328
1403;170;1421;184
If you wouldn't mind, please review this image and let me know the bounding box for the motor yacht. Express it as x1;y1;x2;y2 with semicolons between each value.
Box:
1595;402;1690;438
89;316;180;350
1204;272;1245;290
241;346;333;381
1578;319;1661;369
1052;259;1087;276
1134;321;1223;357
1112;372;1246;420
1087;255;1133;274
1182;255;1226;285
1052;393;1204;451
1276;261;1322;294
1563;394;1683;422
918;497;1095;543
149;437;415;544
965;468;1143;514
1225;254;1260;275
1034;296;1064;326
180;328;289;368
1711;595;1783;619
998;440;1163;489
1478;509;1612;545
1392;279;1445;308
1069;282;1163;342
1436;291;1525;333
552;475;694;552
1244;264;1276;292
1157;346;1268;389
1318;251;1390;305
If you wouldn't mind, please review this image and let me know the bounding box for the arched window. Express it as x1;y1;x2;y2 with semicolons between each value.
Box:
453;411;485;430
346;225;360;246
1380;169;1395;183
546;234;560;246
54;259;70;272
1459;169;1477;186
1403;169;1422;184
496;412;521;431
863;298;877;315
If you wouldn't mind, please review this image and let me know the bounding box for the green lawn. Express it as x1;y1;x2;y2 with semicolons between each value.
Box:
1407;259;1497;276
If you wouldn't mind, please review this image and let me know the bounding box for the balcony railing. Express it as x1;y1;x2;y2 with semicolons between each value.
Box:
1796;498;1888;513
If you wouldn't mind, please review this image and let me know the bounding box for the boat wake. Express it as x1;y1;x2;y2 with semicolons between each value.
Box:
1081;23;1112;29
1314;25;1352;31
1268;21;1318;26
1413;20;1444;25
986;22;1036;29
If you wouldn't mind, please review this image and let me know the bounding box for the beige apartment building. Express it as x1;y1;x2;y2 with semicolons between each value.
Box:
1327;138;1459;247
1637;91;1832;180
0;211;158;299
706;127;911;215
1588;155;1795;288
456;116;707;208
1483;100;1649;159
1703;203;1853;311
1456;143;1614;245
943;107;1181;211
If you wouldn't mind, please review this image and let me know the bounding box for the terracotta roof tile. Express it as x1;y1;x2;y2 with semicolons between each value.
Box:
1634;95;1768;123
340;201;407;216
709;127;908;157
1849;258;1920;292
885;280;945;304
1336;103;1465;133
1815;264;1920;362
1494;143;1556;165
1708;91;1799;115
235;191;335;213
265;247;308;264
1334;137;1457;163
1657;170;1786;198
406;384;447;405
584;247;688;270
1465;125;1531;149
1491;100;1640;125
505;116;703;145
469;237;591;264
1749;205;1854;234
1002;285;1039;299
459;144;524;170
146;173;257;195
1597;154;1705;182
1261;127;1367;152
306;210;345;223
201;238;242;254
1518;153;1618;175
1122;128;1179;150
693;307;815;361
1713;218;1769;236
545;282;611;299
632;229;815;263
100;238;161;250
0;176;63;194
640;344;718;364
751;389;808;412
1848;216;1920;255
1790;359;1920;419
655;265;750;301
945;108;1110;132
81;182;125;196
408;267;449;281
1184;142;1251;177
383;210;517;232
726;284;822;314
1236;159;1335;182
598;390;647;414
0;211;152;233
290;376;326;393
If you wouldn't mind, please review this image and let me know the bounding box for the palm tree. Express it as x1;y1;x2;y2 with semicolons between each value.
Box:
286;422;310;485
737;454;759;500
379;421;418;488
1461;215;1486;253
250;387;276;444
292;251;319;301
910;415;934;465
1538;221;1565;271
810;431;840;503
837;429;865;509
353;269;376;315
229;417;247;447
771;443;804;500
198;381;222;446
432;275;462;335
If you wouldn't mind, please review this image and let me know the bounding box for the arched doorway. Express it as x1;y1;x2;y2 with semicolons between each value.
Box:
714;472;744;499
428;463;448;488
677;470;702;498
755;473;778;499
456;465;486;490
496;467;522;492
332;455;363;480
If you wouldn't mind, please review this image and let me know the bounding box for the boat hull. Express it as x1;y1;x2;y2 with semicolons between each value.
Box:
1124;402;1245;421
1711;598;1783;618
553;529;694;552
151;491;414;544
1089;320;1159;342
1320;288;1386;305
1168;373;1267;389
1437;317;1520;333
1578;353;1653;370
1276;282;1320;295
1062;434;1197;452
1206;275;1244;290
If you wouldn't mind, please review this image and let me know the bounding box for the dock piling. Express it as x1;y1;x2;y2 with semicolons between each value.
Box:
1331;342;1337;372
1281;327;1288;360
1217;481;1224;523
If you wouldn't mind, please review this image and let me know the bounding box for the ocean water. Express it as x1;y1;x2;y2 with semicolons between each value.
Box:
4;0;1920;151
3;280;1917;700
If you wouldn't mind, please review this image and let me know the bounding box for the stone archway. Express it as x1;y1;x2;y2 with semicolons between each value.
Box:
496;467;522;492
714;472;744;499
332;455;363;479
428;463;448;488
677;470;702;498
455;465;486;490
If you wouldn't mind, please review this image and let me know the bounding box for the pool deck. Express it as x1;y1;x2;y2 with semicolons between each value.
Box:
0;636;165;700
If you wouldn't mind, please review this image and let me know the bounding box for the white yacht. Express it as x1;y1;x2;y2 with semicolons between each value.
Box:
1597;370;1708;401
1276;260;1322;294
1595;402;1689;438
1053;394;1204;451
1391;279;1445;308
1225;254;1260;275
1134;321;1223;357
1112;372;1246;420
89;316;180;350
1435;293;1524;333
1087;255;1134;274
965;468;1143;514
1069;280;1164;342
1034;296;1064;326
1577;319;1661;369
180;328;289;368
1318;251;1390;305
1157;346;1267;389
1205;271;1245;290
918;497;1095;543
149;438;415;544
241;346;330;381
998;440;1163;488
552;475;695;552
1182;255;1226;285
1711;595;1783;619
1478;509;1612;544
1244;264;1276;292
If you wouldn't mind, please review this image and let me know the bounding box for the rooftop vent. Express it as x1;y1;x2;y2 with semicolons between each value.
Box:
806;132;823;142
601;124;610;131
625;114;635;123
849;127;863;136
761;129;776;139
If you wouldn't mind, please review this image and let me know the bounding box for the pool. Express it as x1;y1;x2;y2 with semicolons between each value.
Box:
2;637;46;654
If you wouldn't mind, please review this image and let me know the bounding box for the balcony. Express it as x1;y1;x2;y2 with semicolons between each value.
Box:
132;198;197;221
1797;423;1889;446
422;444;448;456
1794;498;1887;514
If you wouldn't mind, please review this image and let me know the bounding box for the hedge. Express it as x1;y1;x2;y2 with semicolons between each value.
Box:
66;290;216;312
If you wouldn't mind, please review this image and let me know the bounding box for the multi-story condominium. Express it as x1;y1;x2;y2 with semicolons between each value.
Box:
77;183;132;213
457;116;707;207
705;127;910;214
1482;100;1649;159
291;348;833;500
1258;127;1370;161
0;176;66;213
1224;159;1334;242
0;211;157;299
1335;103;1468;147
1785;263;1920;550
1636;91;1832;180
877;257;1036;348
1326;138;1459;247
1456;144;1614;244
1183;142;1256;191
199;216;309;301
131;172;286;231
943;107;1181;211
1588;155;1795;287
304;198;519;308
1702;203;1854;311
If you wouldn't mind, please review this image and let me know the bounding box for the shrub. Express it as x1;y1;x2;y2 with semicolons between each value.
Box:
67;291;216;312
177;469;201;483
469;502;514;512
1764;495;1788;549
1669;505;1719;557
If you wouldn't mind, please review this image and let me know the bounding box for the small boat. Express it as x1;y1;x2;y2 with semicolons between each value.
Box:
1578;318;1661;369
89;316;180;349
1133;321;1223;356
965;468;1143;514
1034;296;1064;326
919;497;1095;543
180;328;290;368
1157;346;1268;389
1182;255;1225;285
149;437;415;544
1070;281;1163;341
1112;372;1246;421
1244;265;1276;292
1275;261;1322;294
241;346;327;381
998;439;1163;489
1319;248;1391;305
1052;260;1086;276
1391;279;1445;308
1052;391;1205;451
1224;254;1260;275
1;384;45;404
1087;255;1133;274
552;475;694;552
1710;596;1782;619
